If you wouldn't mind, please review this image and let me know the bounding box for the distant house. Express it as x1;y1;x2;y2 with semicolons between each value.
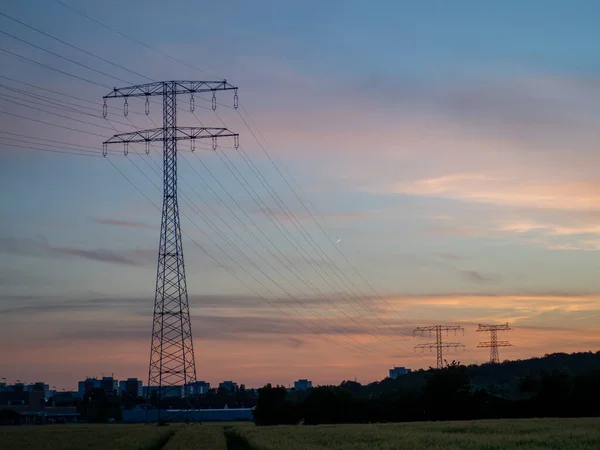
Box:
389;366;411;379
294;379;312;391
219;381;238;392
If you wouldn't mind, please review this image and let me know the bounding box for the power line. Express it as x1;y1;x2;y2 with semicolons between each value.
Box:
182;154;399;350
214;148;407;349
0;130;104;150
0;90;138;129
0;29;135;86
109;150;383;357
0;96;129;132
0;110;106;138
52;0;223;79
0;134;119;156
108;116;391;354
211;109;412;340
0;140;102;158
237;105;421;331
124;138;387;354
0;11;155;82
0;75;112;108
0;47;109;89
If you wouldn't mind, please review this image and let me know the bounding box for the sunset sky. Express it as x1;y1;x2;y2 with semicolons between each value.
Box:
1;0;600;390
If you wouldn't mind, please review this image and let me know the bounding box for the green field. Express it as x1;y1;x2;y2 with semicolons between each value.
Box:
1;418;599;449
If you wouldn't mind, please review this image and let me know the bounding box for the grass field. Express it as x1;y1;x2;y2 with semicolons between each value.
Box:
1;418;599;449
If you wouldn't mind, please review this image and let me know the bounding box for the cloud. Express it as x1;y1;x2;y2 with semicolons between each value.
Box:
459;270;495;284
394;253;497;286
0;236;156;266
392;174;600;212
436;252;464;261
287;337;306;349
93;218;154;229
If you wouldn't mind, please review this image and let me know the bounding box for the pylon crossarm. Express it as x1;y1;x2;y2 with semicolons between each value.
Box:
477;323;511;332
103;129;163;144
103;80;238;98
478;341;512;347
103;127;238;145
415;343;437;349
176;127;238;140
443;343;464;348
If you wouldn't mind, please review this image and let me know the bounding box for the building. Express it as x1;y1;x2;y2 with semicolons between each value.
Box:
52;391;79;407
118;378;143;398
143;385;183;398
0;389;78;424
78;376;118;398
100;377;118;394
0;390;44;409
10;383;25;392
25;382;53;400
218;381;238;392
185;381;210;396
294;379;313;391
389;366;411;379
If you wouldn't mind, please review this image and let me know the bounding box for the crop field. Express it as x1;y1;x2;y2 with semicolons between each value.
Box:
1;418;599;449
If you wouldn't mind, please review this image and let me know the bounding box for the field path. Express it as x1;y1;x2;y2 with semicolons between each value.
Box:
224;426;255;450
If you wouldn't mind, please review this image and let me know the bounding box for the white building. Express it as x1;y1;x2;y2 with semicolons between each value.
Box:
185;381;210;396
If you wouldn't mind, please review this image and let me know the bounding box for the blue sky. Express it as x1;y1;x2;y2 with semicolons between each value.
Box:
1;0;600;389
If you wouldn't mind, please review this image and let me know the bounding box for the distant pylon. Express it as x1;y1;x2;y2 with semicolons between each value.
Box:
477;323;512;364
414;325;465;369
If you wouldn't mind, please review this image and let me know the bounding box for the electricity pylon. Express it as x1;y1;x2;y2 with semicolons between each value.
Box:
477;323;512;364
414;325;464;369
103;81;239;421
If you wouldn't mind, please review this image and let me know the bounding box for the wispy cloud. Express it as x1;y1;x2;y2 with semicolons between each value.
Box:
459;269;495;284
436;252;465;261
93;218;154;229
0;236;156;266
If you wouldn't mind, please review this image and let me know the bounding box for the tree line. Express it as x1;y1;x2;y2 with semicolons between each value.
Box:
253;351;600;425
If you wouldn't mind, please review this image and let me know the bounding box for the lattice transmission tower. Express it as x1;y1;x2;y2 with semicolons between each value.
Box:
102;81;239;416
477;323;512;364
414;325;465;369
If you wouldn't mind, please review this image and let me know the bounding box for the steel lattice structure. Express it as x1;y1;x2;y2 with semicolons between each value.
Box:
414;325;465;369
477;323;512;364
103;81;239;421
